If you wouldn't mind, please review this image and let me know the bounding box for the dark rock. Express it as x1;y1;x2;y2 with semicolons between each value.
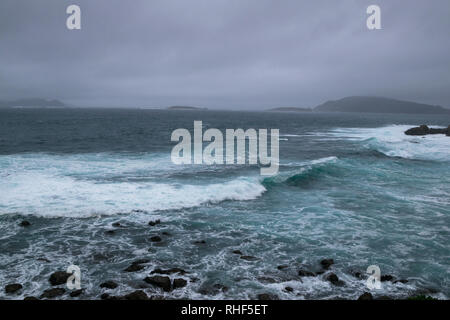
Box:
70;289;84;297
394;279;408;284
357;292;373;300
100;293;110;300
257;277;277;284
124;263;145;272
5;283;23;294
49;271;71;286
194;240;206;244
40;288;66;299
24;296;39;300
407;295;437;300
144;276;171;292
376;295;393;300
148;219;161;226
173;278;188;289
240;255;258;261
232;250;243;255
100;281;118;289
150;236;162;242
405;124;449;136
285;287;294;292
277;265;289;270
37;258;51;263
162;232;170;236
151;267;187;275
19;220;31;227
325;273;345;286
257;293;279;300
298;269;316;277
123;290;149;300
105;230;116;235
320;259;334;270
380;275;394;282
112;222;121;227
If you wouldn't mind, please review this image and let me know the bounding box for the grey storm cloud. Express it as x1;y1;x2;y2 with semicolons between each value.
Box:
0;0;449;109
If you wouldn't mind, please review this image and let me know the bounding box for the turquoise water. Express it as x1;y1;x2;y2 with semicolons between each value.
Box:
0;109;449;299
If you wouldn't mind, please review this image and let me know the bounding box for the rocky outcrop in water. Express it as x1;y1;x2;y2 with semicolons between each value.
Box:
405;125;450;136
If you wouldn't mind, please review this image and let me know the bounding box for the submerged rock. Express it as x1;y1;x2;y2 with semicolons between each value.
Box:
257;293;279;300
19;220;31;227
49;271;71;286
40;288;66;299
298;269;316;277
284;287;294;292
148;220;161;227
232;250;243;255
240;255;259;261
380;275;394;282
151;267;186;275
144;276;171;292
150;236;162;242
100;280;118;289
277;265;289;270
124;263;145;272
5;283;23;294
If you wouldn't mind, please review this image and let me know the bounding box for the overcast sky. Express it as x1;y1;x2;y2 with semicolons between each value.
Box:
0;0;449;109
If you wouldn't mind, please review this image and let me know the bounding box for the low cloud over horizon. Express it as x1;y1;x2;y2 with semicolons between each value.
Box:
1;0;449;109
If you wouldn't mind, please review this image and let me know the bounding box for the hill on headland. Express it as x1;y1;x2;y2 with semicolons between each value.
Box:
314;96;450;114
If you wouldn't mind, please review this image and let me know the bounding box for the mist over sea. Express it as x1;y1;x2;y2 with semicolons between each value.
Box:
0;108;449;300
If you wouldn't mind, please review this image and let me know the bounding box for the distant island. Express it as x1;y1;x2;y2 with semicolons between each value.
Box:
0;98;66;108
314;96;450;114
166;106;208;111
267;107;312;112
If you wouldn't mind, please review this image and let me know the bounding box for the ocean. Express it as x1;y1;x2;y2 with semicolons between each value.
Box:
0;108;449;300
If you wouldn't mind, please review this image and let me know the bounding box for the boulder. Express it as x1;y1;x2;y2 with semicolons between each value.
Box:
405;124;449;136
150;236;162;242
70;289;84;297
123;290;149;300
173;278;188;289
320;259;334;270
19;220;31;227
144;276;171;292
40;288;66;299
380;275;394;282
100;281;118;289
357;292;373;300
49;271;71;286
148;220;161;226
298;269;316;277
5;283;23;294
325;273;345;286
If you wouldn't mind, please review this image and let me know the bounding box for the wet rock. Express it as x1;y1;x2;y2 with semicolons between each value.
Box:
298;269;316;277
148;219;161;226
284;287;294;292
277;265;289;270
105;230;116;235
380;275;394;282
24;296;39;300
37;257;51;263
144;276;171;292
112;222;121;227
150;236;162;242
151;267;187;275
19;220;31;227
5;283;23;294
240;255;258;261
40;288;66;299
257;293;279;300
49;271;71;286
123;290;150;300
405;125;449;136
100;281;118;289
325;273;345;286
100;293;110;300
320;259;334;270
357;292;373;300
173;278;188;289
194;240;206;245
70;289;84;297
232;250;243;255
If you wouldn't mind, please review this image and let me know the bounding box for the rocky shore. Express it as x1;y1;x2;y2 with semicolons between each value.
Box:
405;125;450;136
2;219;441;301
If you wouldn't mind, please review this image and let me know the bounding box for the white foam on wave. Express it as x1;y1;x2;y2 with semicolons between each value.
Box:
0;153;266;218
327;125;450;161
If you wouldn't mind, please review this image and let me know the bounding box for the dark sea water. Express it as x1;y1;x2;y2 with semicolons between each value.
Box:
0;108;449;300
